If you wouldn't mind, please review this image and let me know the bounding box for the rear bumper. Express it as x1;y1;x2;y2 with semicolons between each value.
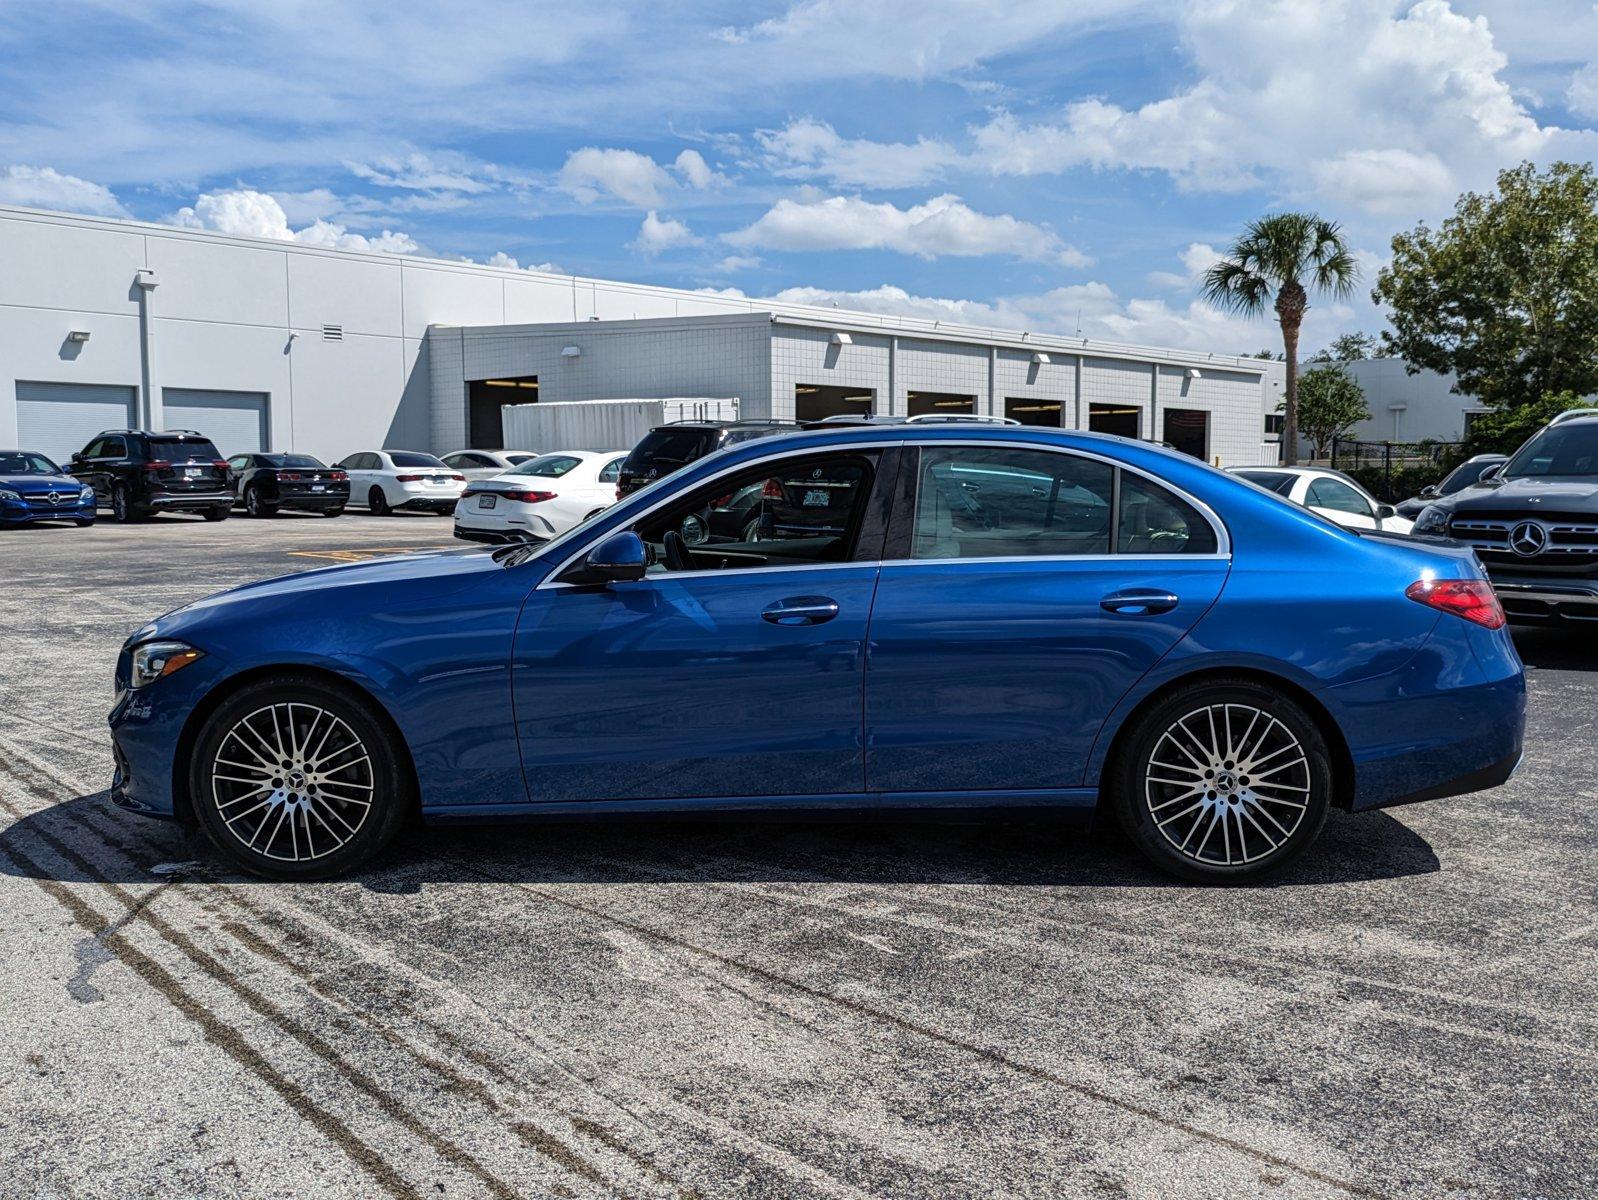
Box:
453;526;528;545
397;495;461;513
272;494;349;511
148;490;233;511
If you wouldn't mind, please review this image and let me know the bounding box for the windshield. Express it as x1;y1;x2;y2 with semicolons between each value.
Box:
260;453;324;468
0;451;62;475
390;451;448;468
150;437;221;462
1232;469;1297;496
509;454;582;478
1503;423;1598;479
1439;457;1503;493
622;428;716;472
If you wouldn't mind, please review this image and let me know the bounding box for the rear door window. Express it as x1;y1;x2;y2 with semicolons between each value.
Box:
1118;474;1219;554
911;446;1113;559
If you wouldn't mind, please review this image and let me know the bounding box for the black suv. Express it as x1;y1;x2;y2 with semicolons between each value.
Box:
1413;413;1598;622
227;452;350;517
615;419;799;497
68;430;233;523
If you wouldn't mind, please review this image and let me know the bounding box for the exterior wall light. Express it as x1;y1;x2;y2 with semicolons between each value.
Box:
830;331;852;346
66;330;91;343
1187;368;1203;379
1031;352;1050;364
561;345;581;358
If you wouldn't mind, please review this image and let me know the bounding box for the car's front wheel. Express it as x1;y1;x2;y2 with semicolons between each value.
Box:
1112;678;1332;884
189;676;412;879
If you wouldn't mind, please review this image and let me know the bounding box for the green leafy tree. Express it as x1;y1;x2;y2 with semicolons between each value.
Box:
1464;390;1596;455
1373;161;1598;410
1288;363;1371;455
1202;214;1360;464
1310;331;1378;363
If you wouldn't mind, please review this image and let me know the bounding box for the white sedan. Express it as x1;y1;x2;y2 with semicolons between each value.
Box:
1227;466;1414;534
453;450;627;544
334;450;466;516
439;449;541;481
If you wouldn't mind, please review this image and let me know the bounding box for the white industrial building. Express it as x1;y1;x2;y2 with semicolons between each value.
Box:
1342;358;1488;444
1;204;1281;467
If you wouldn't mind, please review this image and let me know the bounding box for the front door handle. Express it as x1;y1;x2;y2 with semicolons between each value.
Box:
1101;589;1180;615
761;596;840;626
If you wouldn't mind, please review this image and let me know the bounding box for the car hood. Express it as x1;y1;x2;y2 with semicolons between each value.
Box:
0;472;81;494
131;545;546;645
1438;475;1598;513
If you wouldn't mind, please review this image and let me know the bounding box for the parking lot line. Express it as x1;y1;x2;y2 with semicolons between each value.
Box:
287;546;437;563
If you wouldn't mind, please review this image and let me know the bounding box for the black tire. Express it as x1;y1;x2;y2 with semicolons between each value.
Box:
244;486;277;518
188;674;412;880
74;519;95;528
323;507;345;518
111;482;146;524
1111;677;1332;884
368;486;391;516
203;506;230;522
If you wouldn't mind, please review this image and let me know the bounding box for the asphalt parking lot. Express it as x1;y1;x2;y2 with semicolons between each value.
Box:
1;511;1595;1199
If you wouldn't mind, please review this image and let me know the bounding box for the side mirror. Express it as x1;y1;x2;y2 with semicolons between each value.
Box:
1479;464;1503;482
1419;484;1438;497
579;530;648;584
1377;504;1397;520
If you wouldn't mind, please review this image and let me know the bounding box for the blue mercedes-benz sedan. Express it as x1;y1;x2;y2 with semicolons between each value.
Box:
0;449;97;527
108;423;1525;883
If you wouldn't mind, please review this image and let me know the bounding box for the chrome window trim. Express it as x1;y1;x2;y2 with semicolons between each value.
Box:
535;436;1231;590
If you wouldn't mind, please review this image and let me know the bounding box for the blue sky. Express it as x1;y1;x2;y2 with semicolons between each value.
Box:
1;0;1594;354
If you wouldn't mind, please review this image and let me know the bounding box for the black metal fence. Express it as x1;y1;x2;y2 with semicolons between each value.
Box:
1325;439;1468;502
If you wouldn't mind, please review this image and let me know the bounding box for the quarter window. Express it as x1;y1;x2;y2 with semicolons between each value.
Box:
597;456;625;484
911;446;1113;559
1118;473;1218;554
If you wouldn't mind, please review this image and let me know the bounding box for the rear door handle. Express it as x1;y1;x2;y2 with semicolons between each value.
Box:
761;596;840;626
1101;589;1180;615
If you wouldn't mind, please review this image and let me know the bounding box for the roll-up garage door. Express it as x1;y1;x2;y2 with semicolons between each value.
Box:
15;381;137;463
163;389;269;456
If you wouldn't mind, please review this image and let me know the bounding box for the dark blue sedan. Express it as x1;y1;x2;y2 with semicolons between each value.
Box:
108;424;1525;883
0;449;96;527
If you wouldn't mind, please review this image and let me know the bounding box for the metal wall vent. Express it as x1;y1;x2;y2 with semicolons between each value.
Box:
321;324;344;341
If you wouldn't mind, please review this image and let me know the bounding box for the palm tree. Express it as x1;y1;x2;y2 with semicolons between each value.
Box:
1201;214;1359;466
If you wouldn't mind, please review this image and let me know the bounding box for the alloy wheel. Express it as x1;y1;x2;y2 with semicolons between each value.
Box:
208;702;375;863
1143;703;1310;867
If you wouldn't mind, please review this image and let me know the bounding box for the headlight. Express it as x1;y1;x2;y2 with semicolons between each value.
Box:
1413;504;1450;535
129;640;205;688
0;487;19;502
79;485;95;502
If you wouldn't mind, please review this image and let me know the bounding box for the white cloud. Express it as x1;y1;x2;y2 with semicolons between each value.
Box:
345;152;500;194
559;147;674;207
672;149;723;189
711;254;763;273
1569;63;1598;119
702;277;1357;354
630;210;698;255
170;188;419;255
756;118;960;187
1147;241;1221;290
974;0;1557;217
0;164;127;216
481;250;562;272
726;193;1088;265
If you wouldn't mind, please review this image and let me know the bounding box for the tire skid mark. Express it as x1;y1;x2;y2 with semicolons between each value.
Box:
1;771;860;1200
0;790;524;1200
581;835;1598;1045
0;835;424;1200
417;847;1384;1200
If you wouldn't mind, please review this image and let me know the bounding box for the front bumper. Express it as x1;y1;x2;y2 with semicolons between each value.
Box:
0;495;95;523
1485;574;1598;623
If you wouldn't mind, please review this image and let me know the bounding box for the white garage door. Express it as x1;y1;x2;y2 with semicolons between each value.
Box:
163;389;269;457
15;381;138;464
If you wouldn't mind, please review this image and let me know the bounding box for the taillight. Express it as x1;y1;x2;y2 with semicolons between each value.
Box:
1405;578;1505;630
331;470;348;481
395;473;421;482
450;473;466;482
143;460;171;473
212;459;229;470
502;490;557;504
282;472;301;481
761;478;784;500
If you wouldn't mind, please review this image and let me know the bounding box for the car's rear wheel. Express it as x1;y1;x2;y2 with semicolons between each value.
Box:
111;482;146;523
189;676;411;879
368;486;391;516
203;506;230;522
244;486;276;518
1112;678;1331;884
323;507;344;518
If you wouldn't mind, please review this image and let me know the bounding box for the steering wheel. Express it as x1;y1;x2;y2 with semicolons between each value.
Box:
662;529;693;572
